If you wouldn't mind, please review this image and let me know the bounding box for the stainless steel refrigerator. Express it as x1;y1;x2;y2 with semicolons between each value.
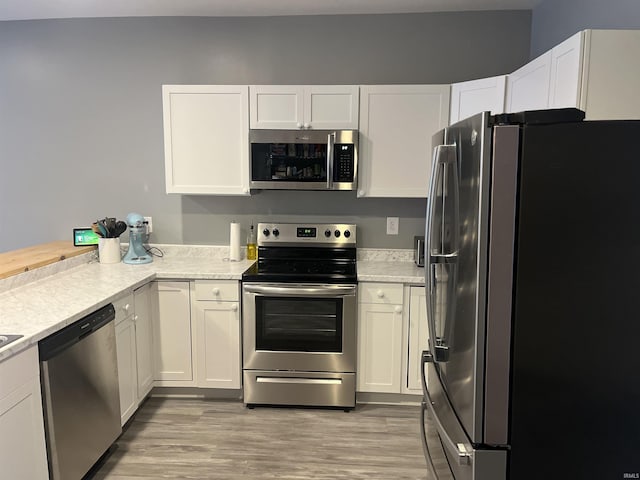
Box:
420;109;640;480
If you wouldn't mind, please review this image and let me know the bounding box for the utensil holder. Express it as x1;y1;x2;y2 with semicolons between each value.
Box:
98;238;121;264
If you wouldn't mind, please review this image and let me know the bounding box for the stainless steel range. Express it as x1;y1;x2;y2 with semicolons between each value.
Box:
241;223;357;409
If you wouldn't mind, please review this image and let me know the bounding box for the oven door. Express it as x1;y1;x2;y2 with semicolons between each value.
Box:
242;283;357;373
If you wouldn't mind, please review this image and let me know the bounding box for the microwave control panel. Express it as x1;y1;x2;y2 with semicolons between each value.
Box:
334;144;355;182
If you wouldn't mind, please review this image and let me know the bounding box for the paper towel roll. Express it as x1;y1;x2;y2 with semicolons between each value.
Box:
229;222;241;261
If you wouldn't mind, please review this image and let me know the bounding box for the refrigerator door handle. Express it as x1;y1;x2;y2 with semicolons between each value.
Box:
426;144;458;363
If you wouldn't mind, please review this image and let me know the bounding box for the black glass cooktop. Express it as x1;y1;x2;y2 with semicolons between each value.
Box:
242;246;357;284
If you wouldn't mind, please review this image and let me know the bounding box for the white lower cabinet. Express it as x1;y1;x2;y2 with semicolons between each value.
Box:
134;283;154;399
357;283;404;393
192;280;242;389
115;313;138;425
357;283;429;396
0;346;48;480
403;286;429;394
154;281;193;385
114;283;155;425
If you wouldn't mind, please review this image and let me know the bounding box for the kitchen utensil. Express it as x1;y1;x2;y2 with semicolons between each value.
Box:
96;221;108;237
91;223;103;237
114;221;127;237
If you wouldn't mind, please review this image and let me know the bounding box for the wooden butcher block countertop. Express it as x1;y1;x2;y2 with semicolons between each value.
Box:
0;241;96;280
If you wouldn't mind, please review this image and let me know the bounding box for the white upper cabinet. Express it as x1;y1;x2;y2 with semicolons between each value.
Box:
506;29;640;120
548;31;583;109
449;75;506;124
250;85;359;129
505;50;553;113
578;29;640;120
358;84;450;198
162;85;250;195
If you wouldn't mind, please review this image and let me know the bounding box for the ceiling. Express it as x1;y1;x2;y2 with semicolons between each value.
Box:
0;0;543;22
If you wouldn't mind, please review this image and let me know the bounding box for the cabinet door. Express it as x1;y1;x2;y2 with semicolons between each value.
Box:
548;31;584;109
405;286;429;393
194;300;241;389
250;85;305;129
134;282;154;400
450;75;506;124
358;85;450;198
115;316;138;425
305;86;359;129
579;29;640;120
162;85;250;195
505;51;552;113
357;302;404;393
154;281;193;383
0;348;48;480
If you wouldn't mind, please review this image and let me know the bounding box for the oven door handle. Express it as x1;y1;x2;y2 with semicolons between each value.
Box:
243;284;356;297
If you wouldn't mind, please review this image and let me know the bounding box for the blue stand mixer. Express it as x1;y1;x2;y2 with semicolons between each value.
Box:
123;212;152;264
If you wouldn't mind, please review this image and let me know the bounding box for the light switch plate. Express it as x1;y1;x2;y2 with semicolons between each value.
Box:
386;217;399;235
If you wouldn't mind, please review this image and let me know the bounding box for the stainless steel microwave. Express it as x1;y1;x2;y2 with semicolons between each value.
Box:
249;129;358;191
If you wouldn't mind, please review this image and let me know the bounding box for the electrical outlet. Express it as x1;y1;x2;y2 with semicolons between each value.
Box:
386;217;399;235
144;216;153;234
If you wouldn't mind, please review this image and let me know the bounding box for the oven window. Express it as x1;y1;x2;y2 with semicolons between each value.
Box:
255;297;343;352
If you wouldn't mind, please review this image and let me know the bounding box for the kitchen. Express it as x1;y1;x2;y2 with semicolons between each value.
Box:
2;0;640;479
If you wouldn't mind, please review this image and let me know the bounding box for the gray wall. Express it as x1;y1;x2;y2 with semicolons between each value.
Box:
531;0;640;57
0;12;531;252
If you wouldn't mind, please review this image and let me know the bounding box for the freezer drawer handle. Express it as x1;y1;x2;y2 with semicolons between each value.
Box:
256;377;342;385
422;360;473;467
456;443;472;466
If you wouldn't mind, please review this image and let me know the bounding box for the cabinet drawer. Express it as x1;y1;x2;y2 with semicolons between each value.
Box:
194;280;239;302
112;292;134;325
358;282;403;305
0;346;39;399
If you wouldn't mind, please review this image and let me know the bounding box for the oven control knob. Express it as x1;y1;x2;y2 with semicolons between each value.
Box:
324;229;331;238
344;230;351;238
334;230;341;238
263;228;270;237
273;228;280;237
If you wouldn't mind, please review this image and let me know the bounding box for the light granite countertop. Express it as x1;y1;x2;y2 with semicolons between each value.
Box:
0;255;253;363
357;261;425;284
0;246;424;363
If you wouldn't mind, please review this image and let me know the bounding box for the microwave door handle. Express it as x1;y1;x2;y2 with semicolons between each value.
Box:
327;132;336;189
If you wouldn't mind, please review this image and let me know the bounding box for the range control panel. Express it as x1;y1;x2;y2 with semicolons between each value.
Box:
258;223;356;246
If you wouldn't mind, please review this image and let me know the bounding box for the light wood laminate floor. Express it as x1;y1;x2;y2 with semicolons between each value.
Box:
90;397;429;479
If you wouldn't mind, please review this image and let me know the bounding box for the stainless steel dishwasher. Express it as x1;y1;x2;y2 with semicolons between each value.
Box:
39;303;121;480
